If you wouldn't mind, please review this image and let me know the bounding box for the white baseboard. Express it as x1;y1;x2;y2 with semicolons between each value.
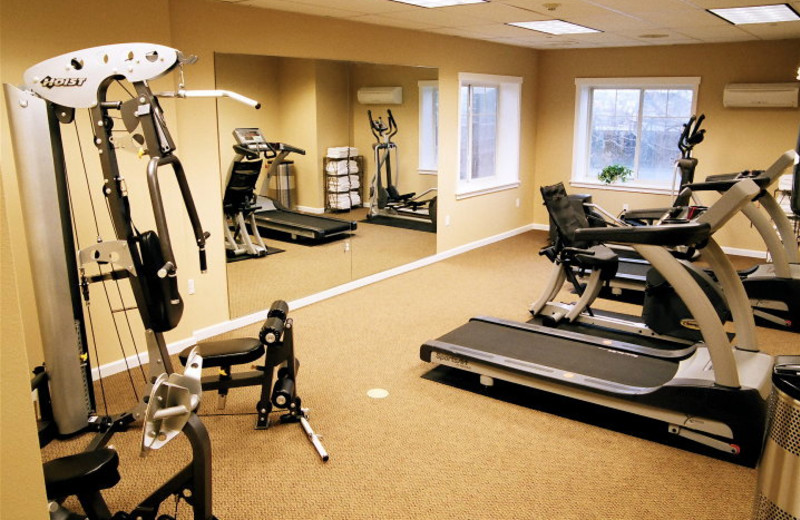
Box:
721;246;766;258
193;223;535;340
89;336;197;380
90;221;762;379
531;222;549;232
91;223;534;378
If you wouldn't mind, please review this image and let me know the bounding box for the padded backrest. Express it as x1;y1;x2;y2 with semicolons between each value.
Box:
137;231;183;332
223;158;263;210
540;182;592;248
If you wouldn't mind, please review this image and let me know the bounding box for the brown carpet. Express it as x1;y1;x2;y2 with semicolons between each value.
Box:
42;231;799;519
226;207;436;317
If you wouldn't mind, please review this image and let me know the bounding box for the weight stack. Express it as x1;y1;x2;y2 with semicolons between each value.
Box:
753;356;800;520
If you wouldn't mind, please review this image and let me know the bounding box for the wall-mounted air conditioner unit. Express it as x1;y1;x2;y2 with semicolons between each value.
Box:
723;83;799;108
357;86;403;105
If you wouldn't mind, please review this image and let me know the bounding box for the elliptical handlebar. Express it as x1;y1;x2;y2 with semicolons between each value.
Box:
368;109;398;143
387;109;399;139
679;114;706;159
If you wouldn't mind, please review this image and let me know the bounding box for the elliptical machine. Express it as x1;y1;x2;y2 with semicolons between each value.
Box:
619;114;706;227
367;109;437;229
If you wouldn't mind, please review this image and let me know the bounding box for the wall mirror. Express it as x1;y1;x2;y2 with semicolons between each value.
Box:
214;53;439;318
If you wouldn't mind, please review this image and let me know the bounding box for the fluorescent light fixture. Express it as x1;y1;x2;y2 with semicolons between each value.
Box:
390;0;487;7
708;4;800;25
508;20;601;35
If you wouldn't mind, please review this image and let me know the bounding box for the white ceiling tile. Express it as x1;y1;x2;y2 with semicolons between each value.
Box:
361;6;490;27
349;12;443;30
244;0;364;17
438;1;549;22
277;0;419;14
737;21;800;40
208;0;800;49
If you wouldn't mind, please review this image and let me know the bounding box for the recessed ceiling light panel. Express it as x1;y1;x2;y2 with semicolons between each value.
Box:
508;20;601;35
708;3;800;25
391;0;487;7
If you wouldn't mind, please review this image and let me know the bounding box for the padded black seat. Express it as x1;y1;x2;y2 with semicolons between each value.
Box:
43;448;120;499
180;338;264;368
572;245;619;281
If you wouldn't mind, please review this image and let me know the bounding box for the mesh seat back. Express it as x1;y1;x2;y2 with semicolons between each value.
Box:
540;182;593;249
224;159;263;212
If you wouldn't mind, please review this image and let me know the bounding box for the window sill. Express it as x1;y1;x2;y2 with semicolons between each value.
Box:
569;181;676;196
456;181;520;200
418;169;438;176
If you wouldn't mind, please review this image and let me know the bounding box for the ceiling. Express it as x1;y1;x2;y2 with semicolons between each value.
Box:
215;0;800;49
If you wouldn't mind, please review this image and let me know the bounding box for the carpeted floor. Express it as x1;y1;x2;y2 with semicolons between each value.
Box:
41;231;799;519
226;207;436;317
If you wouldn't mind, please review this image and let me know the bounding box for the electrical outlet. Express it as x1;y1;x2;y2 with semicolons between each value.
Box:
188;279;195;295
516;198;520;208
622;203;630;212
445;215;451;226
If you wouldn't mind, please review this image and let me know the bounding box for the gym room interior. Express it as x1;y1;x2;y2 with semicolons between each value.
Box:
1;0;799;518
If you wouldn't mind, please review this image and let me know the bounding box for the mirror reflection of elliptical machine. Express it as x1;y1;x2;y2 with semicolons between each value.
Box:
366;110;437;231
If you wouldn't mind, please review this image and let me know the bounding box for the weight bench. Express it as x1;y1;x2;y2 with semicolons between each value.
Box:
44;448;120;519
178;300;328;461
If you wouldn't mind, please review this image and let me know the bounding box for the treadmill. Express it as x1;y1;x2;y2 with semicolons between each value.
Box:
232;128;356;242
421;179;772;465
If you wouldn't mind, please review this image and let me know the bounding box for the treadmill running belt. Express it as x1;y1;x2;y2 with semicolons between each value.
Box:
258;211;351;234
434;320;677;389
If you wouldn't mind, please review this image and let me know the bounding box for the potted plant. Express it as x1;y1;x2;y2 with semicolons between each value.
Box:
598;164;633;185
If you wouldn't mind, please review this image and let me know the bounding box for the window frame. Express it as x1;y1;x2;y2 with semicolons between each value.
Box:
457;72;522;199
418;80;439;175
571;76;701;194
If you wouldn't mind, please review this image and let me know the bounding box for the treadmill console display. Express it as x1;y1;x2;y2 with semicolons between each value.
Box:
233;128;269;151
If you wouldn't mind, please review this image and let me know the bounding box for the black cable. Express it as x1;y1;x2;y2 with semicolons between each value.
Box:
72;116;142;402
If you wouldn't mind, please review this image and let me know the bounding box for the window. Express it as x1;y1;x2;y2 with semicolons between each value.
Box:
458;73;522;198
418;80;439;173
572;77;700;192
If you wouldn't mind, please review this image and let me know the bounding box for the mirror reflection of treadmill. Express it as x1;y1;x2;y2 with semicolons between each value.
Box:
233;128;357;243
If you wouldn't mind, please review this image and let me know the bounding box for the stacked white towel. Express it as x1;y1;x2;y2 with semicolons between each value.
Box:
327;175;361;192
325;160;360;175
327;147;359;159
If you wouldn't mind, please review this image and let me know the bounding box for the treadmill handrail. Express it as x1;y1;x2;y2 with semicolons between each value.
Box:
690;150;797;192
267;142;306;156
574;222;711;247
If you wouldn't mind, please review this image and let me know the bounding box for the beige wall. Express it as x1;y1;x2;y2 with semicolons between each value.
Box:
1;2;537;511
214;53;281;195
1;1;175;515
1;181;48;519
166;0;538;258
534;39;800;252
315;60;352;208
3;0;795;513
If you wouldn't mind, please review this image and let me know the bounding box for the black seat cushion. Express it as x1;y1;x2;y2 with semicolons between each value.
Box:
574;245;619;281
179;338;264;368
43;448;120;499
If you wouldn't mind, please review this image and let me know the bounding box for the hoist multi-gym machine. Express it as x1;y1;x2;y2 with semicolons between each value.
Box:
6;42;259;519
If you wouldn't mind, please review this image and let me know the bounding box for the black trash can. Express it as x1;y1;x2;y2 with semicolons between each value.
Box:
753;356;800;519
